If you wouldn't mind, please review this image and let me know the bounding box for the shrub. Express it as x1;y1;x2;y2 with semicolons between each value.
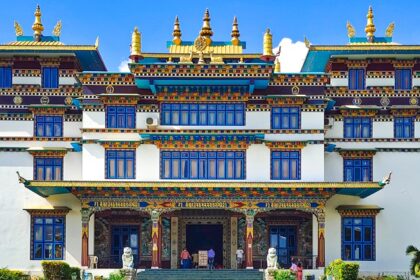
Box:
0;268;30;280
326;259;359;280
274;269;296;280
108;271;124;280
41;261;72;280
70;267;81;280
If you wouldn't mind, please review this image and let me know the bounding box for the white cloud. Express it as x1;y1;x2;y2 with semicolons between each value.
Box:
273;38;309;73
118;60;130;72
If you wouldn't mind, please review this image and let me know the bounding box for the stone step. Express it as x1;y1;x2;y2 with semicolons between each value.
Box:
137;269;264;280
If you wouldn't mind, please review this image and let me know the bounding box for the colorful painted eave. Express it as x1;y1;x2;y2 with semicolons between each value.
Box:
20;179;383;199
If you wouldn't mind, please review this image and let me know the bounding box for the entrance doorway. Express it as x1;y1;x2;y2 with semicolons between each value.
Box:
111;226;139;267
269;226;297;268
186;224;223;267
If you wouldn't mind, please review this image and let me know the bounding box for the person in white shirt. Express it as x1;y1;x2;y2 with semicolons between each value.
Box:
236;247;244;269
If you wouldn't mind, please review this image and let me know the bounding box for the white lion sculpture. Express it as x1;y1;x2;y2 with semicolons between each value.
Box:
122;247;134;269
266;247;278;269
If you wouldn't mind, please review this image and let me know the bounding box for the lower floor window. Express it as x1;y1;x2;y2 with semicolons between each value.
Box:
32;217;65;260
161;150;245;179
106;150;135;179
342;217;375;261
35;158;63;180
271;151;300;180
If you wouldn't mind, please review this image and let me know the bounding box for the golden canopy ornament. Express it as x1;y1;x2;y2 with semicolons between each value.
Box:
14;21;24;36
194;36;208;52
346;21;356;38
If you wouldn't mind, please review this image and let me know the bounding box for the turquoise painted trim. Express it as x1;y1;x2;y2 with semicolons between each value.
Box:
349;37;392;43
17;35;60;42
166;40;247;48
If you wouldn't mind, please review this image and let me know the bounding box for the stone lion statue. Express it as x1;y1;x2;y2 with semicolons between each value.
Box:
122;247;134;269
266;247;278;269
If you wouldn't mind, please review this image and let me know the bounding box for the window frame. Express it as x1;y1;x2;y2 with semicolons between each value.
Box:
31;216;65;260
42;67;59;89
341;217;375;261
348;68;365;90
35;115;63;137
106;149;136;179
271;107;301;129
106;106;136;129
343;117;372;139
160;150;245;180
394;116;414;138
34;157;63;181
271;151;301;180
0;66;12;88
343;158;372;182
160;103;245;126
394;68;412;90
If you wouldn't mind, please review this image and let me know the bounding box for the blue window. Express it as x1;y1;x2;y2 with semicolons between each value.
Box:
160;103;245;126
344;159;372;182
35;115;63;137
161;151;245;180
271;151;300;180
348;69;365;90
32;216;65;260
395;69;412;90
106;106;136;128
344;117;372;138
271;107;300;129
35;158;63;181
42;67;59;88
342;217;375;261
394;117;414;138
106;150;135;179
0;67;12;88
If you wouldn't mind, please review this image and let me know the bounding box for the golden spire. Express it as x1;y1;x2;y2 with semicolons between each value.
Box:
274;58;281;73
130;27;142;62
200;8;213;45
365;6;376;41
32;5;44;40
172;16;182;45
231;16;240;46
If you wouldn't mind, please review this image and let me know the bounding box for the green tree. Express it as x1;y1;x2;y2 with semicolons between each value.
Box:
406;245;420;277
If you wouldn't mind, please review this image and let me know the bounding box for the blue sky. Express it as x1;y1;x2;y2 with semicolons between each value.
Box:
0;0;419;71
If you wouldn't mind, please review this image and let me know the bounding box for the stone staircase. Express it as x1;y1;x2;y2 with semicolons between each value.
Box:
137;269;264;280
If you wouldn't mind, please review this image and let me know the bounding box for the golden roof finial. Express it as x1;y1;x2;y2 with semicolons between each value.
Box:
172;16;182;46
14;21;24;36
385;22;395;37
52;20;62;37
200;8;213;45
130;26;142;62
365;6;376;41
346;21;356;38
231;16;240;46
261;28;275;62
32;4;44;40
274;58;281;73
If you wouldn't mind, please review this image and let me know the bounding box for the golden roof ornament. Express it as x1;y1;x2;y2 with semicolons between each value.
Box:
304;36;310;48
385;22;395;37
14;21;24;36
52;20;62;37
32;5;44;41
231;16;240;46
260;28;275;62
274;58;281;73
130;27;142;62
172;16;182;45
200;9;213;45
365;6;376;41
346;21;356;38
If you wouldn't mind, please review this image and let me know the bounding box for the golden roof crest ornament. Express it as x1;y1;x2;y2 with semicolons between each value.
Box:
231;16;240;46
304;36;310;48
385;22;395;37
200;8;213;45
95;36;100;48
14;21;24;36
194;36;208;52
260;28;275;62
346;21;356;38
172;16;182;45
365;6;376;41
52;20;62;37
32;4;44;41
130;26;142;62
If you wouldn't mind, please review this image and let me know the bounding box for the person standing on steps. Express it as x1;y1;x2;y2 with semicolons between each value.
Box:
236;247;244;269
180;248;191;269
208;248;215;269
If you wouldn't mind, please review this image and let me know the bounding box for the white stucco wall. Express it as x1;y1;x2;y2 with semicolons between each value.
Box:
12;76;41;85
330;78;347;87
0;120;33;136
82;144;105;180
83;111;105;129
301;112;324;130
372;121;393;138
366;78;394;87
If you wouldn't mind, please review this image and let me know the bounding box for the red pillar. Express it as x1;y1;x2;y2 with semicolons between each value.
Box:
151;210;162;269
316;210;326;267
81;208;92;267
245;211;255;269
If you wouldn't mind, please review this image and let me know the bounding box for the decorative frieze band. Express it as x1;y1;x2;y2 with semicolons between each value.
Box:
338;150;376;159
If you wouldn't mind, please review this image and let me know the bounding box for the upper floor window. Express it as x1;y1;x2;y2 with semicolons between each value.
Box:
348;69;365;90
32;216;65;260
160;103;245;126
342;217;375;261
34;158;63;181
42;67;59;88
395;69;412;90
0;67;12;88
106;150;135;179
271;107;300;129
161;151;245;180
394;117;414;138
35;115;63;137
271;151;300;180
106;106;136;128
344;117;372;138
344;159;372;182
